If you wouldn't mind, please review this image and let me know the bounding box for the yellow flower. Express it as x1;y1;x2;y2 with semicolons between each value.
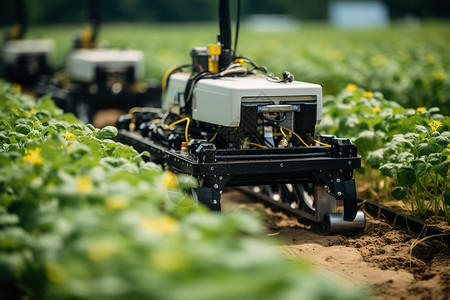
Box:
63;131;76;141
23;148;43;166
106;195;128;210
76;175;93;194
345;83;357;92
428;120;442;132
431;70;445;81
141;216;178;235
87;240;117;262
152;251;184;272
426;53;435;64
416;107;427;115
60;144;73;150
31;121;42;127
370;55;387;67
363;91;373;98
25;108;37;118
12;83;22;93
45;263;66;283
372;107;381;114
161;171;178;189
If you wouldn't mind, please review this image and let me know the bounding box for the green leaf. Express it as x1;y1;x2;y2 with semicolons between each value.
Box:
15;124;31;135
96;126;118;140
379;163;397;177
444;189;450;206
428;107;440;114
418;143;440;156
354;130;379;155
411;160;427;178
366;148;384;166
397;166;416;186
392;187;407;200
415;125;428;134
433;160;449;178
177;174;198;190
432;135;450;146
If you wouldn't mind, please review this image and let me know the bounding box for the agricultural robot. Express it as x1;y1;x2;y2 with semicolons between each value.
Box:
36;0;161;126
117;0;365;233
0;0;53;87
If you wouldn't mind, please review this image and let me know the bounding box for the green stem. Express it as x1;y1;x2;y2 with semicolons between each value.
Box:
434;173;439;222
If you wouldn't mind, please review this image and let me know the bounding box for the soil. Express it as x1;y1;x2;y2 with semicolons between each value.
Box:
222;189;450;300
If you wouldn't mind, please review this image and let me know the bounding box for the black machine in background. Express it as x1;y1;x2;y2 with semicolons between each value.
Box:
35;0;161;127
0;0;54;87
116;0;366;233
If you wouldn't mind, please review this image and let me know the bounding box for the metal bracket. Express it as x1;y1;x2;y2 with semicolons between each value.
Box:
196;175;230;210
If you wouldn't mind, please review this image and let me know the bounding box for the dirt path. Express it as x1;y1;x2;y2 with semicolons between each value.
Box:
222;189;450;300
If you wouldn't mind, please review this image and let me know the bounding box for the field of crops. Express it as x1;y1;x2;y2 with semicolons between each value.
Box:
0;82;369;299
1;21;449;298
25;21;449;222
27;21;450;114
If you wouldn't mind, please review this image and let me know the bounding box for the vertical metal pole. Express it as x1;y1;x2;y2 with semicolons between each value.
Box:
218;0;233;70
89;0;100;43
15;0;27;38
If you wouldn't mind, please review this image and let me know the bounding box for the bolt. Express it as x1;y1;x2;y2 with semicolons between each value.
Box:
337;192;342;196
214;184;219;189
324;185;328;189
336;178;341;183
280;163;284;168
348;161;352;165
219;176;223;180
210;166;215;171
212;200;218;205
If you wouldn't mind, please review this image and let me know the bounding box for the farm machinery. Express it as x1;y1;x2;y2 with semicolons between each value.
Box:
0;0;54;87
35;0;161;126
118;0;366;233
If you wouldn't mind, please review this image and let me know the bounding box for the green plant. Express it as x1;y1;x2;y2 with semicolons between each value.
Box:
368;121;450;222
0;80;368;299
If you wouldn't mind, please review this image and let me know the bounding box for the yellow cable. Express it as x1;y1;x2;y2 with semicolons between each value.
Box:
280;127;287;138
166;117;190;144
243;141;266;149
162;65;183;93
308;136;331;147
280;126;309;147
209;131;218;143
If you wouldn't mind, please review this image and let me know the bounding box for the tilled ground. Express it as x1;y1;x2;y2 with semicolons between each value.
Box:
222;189;450;300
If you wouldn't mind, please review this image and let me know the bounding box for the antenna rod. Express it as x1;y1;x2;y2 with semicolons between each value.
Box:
15;0;27;38
218;0;231;51
89;0;100;42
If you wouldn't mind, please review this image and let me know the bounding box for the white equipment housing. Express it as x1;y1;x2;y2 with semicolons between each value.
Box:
1;39;54;65
164;73;322;127
67;49;144;83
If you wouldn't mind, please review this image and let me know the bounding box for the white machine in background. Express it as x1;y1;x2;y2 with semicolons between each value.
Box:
0;0;54;86
67;49;145;93
35;0;161;126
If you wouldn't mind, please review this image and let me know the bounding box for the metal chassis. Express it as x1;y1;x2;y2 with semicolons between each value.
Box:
118;130;362;224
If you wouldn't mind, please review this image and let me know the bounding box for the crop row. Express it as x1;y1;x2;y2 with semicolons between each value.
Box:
317;84;450;223
0;80;367;299
29;22;450;114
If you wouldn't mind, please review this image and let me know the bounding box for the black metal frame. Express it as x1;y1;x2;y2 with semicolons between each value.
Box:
118;130;361;222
